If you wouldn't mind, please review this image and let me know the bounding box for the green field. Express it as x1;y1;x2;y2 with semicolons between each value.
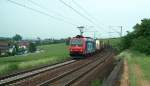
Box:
0;43;69;76
118;50;150;86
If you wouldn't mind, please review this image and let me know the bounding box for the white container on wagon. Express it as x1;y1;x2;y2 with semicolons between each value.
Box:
95;40;100;50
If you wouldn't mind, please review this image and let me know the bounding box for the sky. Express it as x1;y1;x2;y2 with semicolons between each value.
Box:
0;0;150;39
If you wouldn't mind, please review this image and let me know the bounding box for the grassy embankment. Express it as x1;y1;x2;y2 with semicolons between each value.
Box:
107;38;150;86
0;43;69;76
106;38;150;86
118;50;150;86
92;38;150;86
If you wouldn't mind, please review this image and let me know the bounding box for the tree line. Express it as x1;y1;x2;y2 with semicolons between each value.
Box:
120;18;150;55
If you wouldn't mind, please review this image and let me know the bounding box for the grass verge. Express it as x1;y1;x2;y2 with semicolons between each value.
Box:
117;50;150;86
91;79;102;86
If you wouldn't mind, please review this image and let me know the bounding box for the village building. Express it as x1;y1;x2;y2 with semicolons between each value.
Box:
18;40;30;49
0;41;10;56
17;40;30;54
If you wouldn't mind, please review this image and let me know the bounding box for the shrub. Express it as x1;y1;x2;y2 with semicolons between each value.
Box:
131;37;150;55
29;42;37;53
121;32;135;50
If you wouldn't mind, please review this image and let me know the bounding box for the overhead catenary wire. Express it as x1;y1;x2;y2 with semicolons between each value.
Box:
27;0;82;25
58;0;103;29
72;0;106;28
7;0;78;26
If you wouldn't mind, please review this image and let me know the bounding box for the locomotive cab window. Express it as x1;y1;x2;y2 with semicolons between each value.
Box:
70;39;83;46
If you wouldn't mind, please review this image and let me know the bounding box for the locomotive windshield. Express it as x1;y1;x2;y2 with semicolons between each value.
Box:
70;39;82;46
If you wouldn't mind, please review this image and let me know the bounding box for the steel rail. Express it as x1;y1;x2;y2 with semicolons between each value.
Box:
0;60;76;85
38;51;112;86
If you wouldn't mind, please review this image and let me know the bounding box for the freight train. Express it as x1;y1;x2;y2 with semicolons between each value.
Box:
69;35;108;58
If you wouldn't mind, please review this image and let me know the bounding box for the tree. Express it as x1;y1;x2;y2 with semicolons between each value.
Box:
36;37;41;45
12;34;22;41
29;42;37;53
66;37;71;45
133;19;150;38
121;31;135;50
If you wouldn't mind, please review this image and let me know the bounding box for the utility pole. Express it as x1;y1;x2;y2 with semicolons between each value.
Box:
77;26;84;36
120;26;123;37
109;25;123;38
77;25;97;39
94;31;96;39
91;31;97;39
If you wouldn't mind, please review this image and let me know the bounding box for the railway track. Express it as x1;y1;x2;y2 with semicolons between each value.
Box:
38;50;113;86
0;58;74;80
0;49;114;86
71;51;115;86
0;60;76;85
11;50;106;86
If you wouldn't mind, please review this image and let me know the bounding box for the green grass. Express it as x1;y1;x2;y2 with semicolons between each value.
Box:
91;79;102;86
0;43;69;76
118;50;150;86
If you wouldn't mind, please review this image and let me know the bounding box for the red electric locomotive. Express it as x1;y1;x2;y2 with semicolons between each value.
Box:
69;35;96;58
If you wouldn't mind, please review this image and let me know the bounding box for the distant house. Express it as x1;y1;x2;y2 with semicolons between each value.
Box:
17;41;30;54
0;41;10;56
18;41;30;49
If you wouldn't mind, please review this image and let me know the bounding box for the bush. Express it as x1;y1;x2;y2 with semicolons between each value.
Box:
29;42;37;53
121;32;135;50
131;37;150;54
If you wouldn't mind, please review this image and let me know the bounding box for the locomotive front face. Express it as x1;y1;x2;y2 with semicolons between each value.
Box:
69;38;85;55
